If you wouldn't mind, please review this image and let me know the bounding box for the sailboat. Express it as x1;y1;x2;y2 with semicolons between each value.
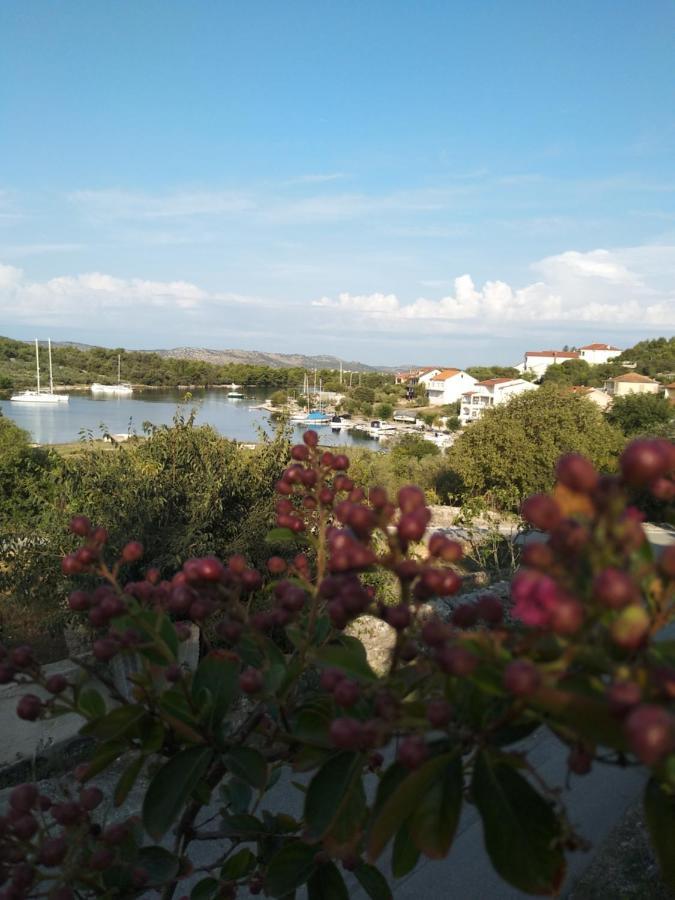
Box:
91;355;133;395
10;339;69;404
226;382;244;399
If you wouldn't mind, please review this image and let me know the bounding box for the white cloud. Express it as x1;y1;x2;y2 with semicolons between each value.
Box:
0;263;267;328
69;189;254;221
312;244;675;330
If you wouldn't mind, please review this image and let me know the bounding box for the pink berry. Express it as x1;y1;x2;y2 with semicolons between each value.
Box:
69;515;91;537
503;660;541;697
555;453;599;494
239;668;264;694
625;705;675;765
17;694;41;721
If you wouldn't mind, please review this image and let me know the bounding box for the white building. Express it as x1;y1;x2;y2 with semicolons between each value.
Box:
516;349;580;378
579;343;622;365
604;373;661;397
426;369;478;406
570;386;612;410
459;378;538;425
394;366;441;386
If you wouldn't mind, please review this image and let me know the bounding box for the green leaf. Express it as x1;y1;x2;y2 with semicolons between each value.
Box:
408;755;463;858
644;778;675;889
472;751;565;894
391;822;419;878
219;813;266;838
265;527;297;546
142;746;213;839
225;747;268;791
304;752;363;840
265;841;316;897
314;643;377;683
354;862;392;900
81;740;127;780
191;879;218;900
136;845;180;887
192;651;238;727
81;704;146;741
114;755;145;807
140;718;165;754
77;688;106;718
367;753;456;862
293;701;333;747
221;847;256;879
220;777;252;813
307;861;349;899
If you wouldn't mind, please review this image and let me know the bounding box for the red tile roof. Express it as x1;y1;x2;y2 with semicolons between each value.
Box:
580;343;620;351
608;373;658;384
525;350;580;359
430;368;461;381
478;378;514;387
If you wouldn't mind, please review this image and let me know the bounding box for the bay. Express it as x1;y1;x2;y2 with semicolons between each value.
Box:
0;388;379;448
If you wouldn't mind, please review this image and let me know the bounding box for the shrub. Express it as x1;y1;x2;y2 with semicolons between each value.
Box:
606;392;673;437
374;402;393;420
269;390;288;407
2;435;675;899
445;386;625;509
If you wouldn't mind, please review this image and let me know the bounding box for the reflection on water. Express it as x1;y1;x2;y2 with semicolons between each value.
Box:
0;388;379;449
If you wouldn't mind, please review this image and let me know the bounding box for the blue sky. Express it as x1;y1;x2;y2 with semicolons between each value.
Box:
1;0;674;366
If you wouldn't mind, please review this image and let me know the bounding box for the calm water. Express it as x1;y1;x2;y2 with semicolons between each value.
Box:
0;388;379;448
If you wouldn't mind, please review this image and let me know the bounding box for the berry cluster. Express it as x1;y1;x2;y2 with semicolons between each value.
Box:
1;433;674;899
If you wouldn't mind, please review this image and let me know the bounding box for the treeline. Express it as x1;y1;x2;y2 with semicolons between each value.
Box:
0;336;392;391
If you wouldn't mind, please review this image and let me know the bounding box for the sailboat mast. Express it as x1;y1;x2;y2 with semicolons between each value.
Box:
48;339;54;394
35;339;41;394
117;354;121;384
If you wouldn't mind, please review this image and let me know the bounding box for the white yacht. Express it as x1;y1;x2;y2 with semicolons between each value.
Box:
226;383;244;399
91;355;133;395
11;339;69;404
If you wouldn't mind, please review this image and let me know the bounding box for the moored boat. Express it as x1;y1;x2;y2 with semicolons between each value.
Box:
11;339;69;404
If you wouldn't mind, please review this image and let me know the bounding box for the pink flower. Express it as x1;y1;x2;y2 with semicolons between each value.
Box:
511;569;562;629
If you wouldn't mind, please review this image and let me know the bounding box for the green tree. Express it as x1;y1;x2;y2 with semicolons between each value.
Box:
390;433;440;461
375;402;393;420
606;393;673;437
541;358;592;386
466;365;520;381
445;386;625;509
269;390;288;407
352;385;375;405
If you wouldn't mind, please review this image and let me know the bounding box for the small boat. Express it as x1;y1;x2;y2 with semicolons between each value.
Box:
226;383;244;399
368;420;397;438
91;355;133;396
303;410;331;426
11;339;69;404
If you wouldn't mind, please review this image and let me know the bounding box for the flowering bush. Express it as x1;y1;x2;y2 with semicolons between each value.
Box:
1;433;675;899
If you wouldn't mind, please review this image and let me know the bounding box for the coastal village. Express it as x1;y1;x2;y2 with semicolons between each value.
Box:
266;339;675;448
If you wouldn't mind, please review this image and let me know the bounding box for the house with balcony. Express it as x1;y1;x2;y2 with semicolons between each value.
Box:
459;378;537;425
516;349;580;378
604;372;661;397
579;343;622;365
426;369;478;406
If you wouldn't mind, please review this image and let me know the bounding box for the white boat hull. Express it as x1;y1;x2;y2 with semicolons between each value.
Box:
10;391;68;404
91;383;133;396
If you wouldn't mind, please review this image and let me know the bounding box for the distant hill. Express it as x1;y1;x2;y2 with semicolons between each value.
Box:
151;346;381;372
